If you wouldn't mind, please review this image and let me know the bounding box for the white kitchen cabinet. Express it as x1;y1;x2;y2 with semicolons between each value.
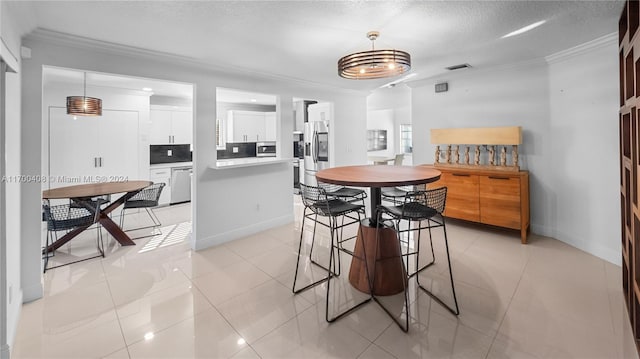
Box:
149;167;171;205
150;109;193;145
265;112;276;141
49;107;139;188
227;110;273;143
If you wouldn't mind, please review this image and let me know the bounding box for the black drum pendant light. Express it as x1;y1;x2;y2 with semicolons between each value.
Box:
338;31;411;80
67;72;102;116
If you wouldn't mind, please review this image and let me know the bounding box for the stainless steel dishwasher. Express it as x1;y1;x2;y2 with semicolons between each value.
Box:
170;166;192;204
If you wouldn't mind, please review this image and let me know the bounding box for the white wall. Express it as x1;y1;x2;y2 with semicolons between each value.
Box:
20;31;368;301
0;2;32;356
410;34;620;264
412;60;553;239
367;84;412;163
547;36;620;263
366;109;395;158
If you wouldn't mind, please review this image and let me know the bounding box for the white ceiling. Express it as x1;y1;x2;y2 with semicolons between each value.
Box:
13;1;626;92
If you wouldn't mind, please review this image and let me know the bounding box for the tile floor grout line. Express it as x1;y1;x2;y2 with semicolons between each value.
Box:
184;267;267;358
99;258;132;359
482;239;533;359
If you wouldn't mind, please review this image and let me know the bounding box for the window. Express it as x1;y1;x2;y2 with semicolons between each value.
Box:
400;124;412;154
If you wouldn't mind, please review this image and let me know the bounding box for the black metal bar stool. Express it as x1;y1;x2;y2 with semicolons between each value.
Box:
293;183;372;322
374;186;459;332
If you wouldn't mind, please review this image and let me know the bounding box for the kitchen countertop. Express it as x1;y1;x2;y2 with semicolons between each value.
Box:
150;161;193;168
211;157;292;169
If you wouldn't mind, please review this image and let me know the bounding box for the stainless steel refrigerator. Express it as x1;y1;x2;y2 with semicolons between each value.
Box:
303;103;331;185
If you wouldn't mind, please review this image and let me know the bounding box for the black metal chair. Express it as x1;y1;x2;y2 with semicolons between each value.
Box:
42;198;105;273
381;184;425;205
317;182;367;206
293;183;372;322
374;186;459;332
119;183;165;239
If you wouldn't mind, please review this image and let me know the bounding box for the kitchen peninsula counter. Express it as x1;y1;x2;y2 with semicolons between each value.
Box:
212;157;291;169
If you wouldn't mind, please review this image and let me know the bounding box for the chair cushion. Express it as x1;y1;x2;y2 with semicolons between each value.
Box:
381;187;409;198
123;200;159;209
380;202;437;220
326;187;366;198
312;199;363;217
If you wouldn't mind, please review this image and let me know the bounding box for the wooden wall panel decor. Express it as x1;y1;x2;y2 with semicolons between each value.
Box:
430;126;522;145
619;1;640;352
629;49;636;100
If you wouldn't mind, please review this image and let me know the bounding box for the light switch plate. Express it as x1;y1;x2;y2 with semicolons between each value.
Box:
167;150;173;156
233;147;239;153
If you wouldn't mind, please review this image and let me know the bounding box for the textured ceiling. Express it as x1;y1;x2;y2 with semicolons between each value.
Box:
11;0;626;92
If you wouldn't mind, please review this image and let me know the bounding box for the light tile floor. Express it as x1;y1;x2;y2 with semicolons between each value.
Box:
14;198;640;358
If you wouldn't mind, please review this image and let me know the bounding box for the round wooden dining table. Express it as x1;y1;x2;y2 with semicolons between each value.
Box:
316;165;441;295
42;180;153;252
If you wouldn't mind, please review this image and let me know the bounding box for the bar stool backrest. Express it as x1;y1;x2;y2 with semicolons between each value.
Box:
422;186;447;214
299;183;330;215
394;154;404;165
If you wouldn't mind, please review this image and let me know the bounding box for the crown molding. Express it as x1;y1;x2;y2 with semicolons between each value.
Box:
405;57;547;89
0;37;19;72
545;32;617;64
25;28;367;96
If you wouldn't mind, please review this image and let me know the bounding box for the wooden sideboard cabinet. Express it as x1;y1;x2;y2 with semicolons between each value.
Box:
429;167;530;243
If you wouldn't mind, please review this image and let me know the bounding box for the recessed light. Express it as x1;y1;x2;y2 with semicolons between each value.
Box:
501;20;546;39
250;99;257;103
142;87;153;91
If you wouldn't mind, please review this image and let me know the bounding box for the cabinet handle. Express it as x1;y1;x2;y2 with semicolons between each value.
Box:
100;157;103;167
94;157;98;167
452;173;470;177
488;176;510;180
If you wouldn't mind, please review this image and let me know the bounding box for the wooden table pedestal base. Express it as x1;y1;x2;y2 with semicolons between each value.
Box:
348;220;407;296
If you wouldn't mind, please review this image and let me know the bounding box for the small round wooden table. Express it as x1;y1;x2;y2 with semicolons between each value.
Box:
42;181;153;252
316;165;441;295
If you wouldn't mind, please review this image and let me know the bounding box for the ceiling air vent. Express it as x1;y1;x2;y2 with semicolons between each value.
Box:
445;63;472;71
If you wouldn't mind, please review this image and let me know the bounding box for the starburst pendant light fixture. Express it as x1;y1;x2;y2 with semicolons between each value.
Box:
66;72;102;116
338;31;411;79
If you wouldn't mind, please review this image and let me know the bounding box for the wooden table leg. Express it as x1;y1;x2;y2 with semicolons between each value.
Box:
99;213;135;246
348;220;407;296
44;225;91;253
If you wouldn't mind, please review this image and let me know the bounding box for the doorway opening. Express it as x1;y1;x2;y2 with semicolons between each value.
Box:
41;66;194;265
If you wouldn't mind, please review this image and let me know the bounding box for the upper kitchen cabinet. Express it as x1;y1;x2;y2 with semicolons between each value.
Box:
265;112;276;141
217;87;277;145
150;106;193;145
226;110;277;142
227;110;266;142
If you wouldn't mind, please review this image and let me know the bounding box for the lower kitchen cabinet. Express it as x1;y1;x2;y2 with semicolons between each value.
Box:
430;167;530;243
150;167;172;206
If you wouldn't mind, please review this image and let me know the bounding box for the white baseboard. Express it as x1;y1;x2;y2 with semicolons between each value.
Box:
22;282;43;303
530;223;554;238
555;230;621;266
194;214;293;250
530;223;621;266
1;344;10;359
7;289;23;350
